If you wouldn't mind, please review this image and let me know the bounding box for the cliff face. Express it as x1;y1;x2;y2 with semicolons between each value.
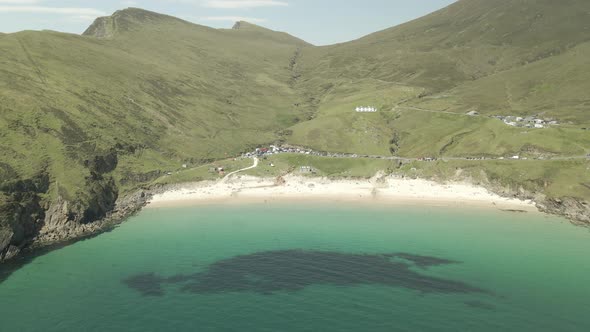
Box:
83;16;116;38
0;150;124;262
0;175;47;261
0;180;150;263
33;188;150;250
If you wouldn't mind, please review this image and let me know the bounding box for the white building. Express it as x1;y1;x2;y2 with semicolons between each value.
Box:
355;106;378;113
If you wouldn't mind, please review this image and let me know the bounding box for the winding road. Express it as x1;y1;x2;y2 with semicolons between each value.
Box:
220;158;259;183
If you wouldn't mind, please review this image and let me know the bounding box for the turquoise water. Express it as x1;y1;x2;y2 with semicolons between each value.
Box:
1;204;589;331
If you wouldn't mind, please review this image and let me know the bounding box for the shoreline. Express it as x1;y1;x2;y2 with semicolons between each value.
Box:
147;175;538;212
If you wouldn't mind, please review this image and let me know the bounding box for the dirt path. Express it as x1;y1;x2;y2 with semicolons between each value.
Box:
221;158;259;183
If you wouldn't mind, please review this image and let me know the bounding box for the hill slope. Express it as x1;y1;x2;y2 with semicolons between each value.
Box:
289;0;590;158
0;8;308;260
299;0;590;90
1;2;590;261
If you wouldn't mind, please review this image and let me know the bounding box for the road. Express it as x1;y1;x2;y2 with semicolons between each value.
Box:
393;105;473;117
221;157;259;183
272;152;588;163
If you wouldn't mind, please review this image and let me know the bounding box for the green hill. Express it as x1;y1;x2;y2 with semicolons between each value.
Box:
289;0;590;162
0;8;308;260
2;2;590;261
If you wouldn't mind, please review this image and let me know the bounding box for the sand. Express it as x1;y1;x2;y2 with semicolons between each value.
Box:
147;174;537;212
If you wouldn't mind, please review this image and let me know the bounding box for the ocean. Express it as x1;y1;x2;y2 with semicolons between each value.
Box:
1;204;589;331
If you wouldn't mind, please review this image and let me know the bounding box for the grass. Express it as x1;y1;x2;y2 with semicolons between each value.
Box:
0;9;306;202
288;80;423;155
1;1;590;233
243;154;399;178
396;159;590;201
151;158;253;186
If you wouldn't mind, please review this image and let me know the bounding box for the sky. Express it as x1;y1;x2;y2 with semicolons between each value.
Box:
0;0;457;45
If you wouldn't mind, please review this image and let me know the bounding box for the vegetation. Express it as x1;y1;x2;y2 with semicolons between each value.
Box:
244;154;399;178
397;159;590;202
151;158;253;186
1;0;590;257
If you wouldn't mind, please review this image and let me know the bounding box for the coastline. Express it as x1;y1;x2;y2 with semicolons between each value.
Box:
147;174;538;212
2;172;584;269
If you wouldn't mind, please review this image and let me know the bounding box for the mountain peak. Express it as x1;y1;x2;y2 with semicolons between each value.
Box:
232;21;261;30
83;7;186;38
112;7;176;22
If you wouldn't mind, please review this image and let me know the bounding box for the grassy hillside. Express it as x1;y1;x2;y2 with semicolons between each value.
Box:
1;1;590;260
0;8;307;196
0;8;312;258
298;0;590;90
412;41;590;125
288;0;590;159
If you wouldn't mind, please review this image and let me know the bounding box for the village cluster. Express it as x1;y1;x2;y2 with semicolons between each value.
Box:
242;145;381;160
493;115;558;128
242;145;310;158
173;141;588;178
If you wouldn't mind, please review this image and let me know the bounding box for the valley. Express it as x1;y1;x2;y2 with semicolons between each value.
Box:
1;1;590;261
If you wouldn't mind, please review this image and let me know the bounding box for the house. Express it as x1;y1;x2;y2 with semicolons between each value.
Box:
356;106;378;113
299;166;316;174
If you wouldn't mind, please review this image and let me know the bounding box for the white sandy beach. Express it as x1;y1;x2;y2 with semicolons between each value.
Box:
147;174;537;211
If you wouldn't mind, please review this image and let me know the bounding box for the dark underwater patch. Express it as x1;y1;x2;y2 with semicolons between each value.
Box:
464;300;496;311
123;273;166;297
123;250;486;296
386;253;459;268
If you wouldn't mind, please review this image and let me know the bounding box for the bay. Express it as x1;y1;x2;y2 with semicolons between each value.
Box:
1;204;589;331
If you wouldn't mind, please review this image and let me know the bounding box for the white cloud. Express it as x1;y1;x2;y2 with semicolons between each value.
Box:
203;0;288;9
199;15;266;22
0;6;105;16
0;0;42;3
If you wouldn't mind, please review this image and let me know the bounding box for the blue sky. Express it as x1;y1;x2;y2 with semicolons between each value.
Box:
0;0;456;45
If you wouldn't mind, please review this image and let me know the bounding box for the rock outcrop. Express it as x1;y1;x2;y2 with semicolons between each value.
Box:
0;148;154;262
33;189;152;249
538;197;590;226
0;174;48;262
468;175;590;227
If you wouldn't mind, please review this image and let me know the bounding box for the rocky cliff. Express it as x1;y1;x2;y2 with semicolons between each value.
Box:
0;184;152;263
0;148;152;262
